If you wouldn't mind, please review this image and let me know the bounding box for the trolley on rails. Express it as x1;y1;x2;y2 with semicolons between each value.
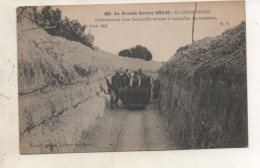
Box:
119;87;151;109
105;76;152;110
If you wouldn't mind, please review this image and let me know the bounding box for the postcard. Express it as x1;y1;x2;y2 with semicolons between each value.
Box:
17;1;247;154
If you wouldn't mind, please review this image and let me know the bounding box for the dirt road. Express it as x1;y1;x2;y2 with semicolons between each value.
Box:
74;99;175;152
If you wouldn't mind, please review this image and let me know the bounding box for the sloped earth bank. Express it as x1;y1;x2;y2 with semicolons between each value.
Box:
158;22;247;149
18;19;162;154
74;99;175;152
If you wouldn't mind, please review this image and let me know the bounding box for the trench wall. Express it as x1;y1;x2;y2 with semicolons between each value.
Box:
158;22;247;149
18;19;162;153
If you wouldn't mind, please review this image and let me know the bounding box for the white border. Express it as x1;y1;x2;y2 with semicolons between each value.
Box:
0;0;259;168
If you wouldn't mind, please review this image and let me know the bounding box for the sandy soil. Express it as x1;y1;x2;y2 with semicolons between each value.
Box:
74;99;176;153
18;18;162;152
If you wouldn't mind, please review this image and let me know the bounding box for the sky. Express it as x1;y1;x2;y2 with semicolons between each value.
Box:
40;1;245;62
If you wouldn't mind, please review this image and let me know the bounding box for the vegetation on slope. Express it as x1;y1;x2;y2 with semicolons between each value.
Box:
17;6;94;48
158;22;247;149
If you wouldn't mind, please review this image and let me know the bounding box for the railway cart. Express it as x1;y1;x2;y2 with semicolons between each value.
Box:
119;87;150;109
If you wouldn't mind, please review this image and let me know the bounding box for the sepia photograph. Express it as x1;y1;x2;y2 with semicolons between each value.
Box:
17;1;247;154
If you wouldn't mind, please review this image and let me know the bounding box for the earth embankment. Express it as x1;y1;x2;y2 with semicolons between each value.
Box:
18;18;162;154
158;22;247;149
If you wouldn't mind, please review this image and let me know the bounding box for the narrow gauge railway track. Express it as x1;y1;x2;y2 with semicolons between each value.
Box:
113;109;128;151
113;108;149;152
142;109;149;151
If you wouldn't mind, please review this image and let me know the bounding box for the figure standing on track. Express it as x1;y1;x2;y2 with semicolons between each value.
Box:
138;68;153;104
130;71;141;88
120;70;131;105
111;71;124;107
138;68;148;88
152;79;160;99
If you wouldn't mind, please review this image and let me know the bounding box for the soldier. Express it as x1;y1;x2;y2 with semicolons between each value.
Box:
122;72;131;88
120;71;130;105
138;68;148;88
111;71;124;107
125;69;131;78
130;71;141;87
138;68;153;104
152;79;160;99
119;67;124;75
138;68;145;78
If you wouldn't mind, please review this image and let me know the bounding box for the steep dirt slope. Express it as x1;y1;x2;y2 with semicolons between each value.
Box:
158;22;247;149
18;19;162;154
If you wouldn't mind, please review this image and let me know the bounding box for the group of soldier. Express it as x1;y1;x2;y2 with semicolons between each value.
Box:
109;68;152;107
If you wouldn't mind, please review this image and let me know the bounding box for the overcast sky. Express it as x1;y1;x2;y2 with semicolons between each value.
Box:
43;1;245;62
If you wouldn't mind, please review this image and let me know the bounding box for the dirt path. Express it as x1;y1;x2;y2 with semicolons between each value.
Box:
74;99;175;153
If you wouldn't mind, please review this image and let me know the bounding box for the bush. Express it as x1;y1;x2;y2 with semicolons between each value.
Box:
118;49;131;57
119;45;152;61
17;6;94;48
